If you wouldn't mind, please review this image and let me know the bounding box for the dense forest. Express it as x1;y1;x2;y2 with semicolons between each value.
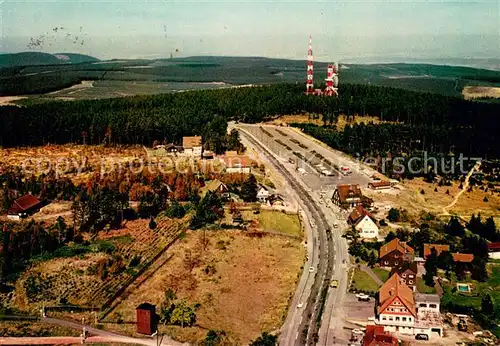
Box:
1;83;499;158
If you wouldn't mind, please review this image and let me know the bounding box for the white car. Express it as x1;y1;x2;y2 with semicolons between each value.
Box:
356;293;370;301
309;267;315;273
297;302;303;308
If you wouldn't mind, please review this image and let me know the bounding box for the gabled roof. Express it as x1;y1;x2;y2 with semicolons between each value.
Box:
423;244;450;258
452;253;474;263
222;155;251;168
336;184;362;203
7;195;41;215
390;261;417;276
368;180;391;188
379;238;414;259
363;325;398;346
182;136;202;149
348;205;375;224
488;242;500;251
378;273;416;316
204;179;228;193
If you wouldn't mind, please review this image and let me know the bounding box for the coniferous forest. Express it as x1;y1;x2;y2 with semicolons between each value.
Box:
1;83;499;159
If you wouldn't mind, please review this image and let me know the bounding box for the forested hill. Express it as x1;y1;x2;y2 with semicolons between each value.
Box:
1;83;499;159
0;52;99;68
1;56;500;97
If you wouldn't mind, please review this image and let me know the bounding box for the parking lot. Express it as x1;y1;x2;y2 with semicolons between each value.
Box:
343;293;376;321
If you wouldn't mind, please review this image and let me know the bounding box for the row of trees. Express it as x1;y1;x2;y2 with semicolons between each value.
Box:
1;83;499;157
295;123;494;177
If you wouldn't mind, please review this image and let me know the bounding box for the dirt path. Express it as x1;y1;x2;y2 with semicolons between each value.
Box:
41;317;186;345
0;96;26;106
441;161;482;215
0;336;128;345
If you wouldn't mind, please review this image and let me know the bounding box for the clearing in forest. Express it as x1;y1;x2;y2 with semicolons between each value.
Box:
106;229;305;345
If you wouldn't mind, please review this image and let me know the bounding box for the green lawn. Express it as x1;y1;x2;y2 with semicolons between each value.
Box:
352;268;380;293
372;267;391;283
416;278;437;294
258;210;302;237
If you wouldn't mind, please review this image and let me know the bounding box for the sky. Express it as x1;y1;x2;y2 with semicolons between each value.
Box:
1;0;499;62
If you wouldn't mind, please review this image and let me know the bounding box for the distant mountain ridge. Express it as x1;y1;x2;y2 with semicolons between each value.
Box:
0;52;99;68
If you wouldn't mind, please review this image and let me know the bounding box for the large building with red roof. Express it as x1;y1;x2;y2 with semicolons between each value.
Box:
363;325;398;346
379;238;414;268
7;194;42;220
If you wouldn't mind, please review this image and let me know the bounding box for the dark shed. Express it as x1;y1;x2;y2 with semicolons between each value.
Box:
136;303;156;335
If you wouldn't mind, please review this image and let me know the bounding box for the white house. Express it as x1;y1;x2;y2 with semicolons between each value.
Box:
182;136;203;157
257;187;270;203
221;155;251;174
348;205;379;239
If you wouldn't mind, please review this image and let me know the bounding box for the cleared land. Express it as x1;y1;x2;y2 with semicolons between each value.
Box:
371;267;390;283
12;217;187;312
0;322;79;337
270;114;382;130
351;268;380;293
105;229;304;345
363;178;500;223
463;86;500;100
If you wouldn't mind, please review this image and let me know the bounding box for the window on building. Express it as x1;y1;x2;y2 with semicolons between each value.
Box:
403;317;407;321
430;304;437;308
409;318;412;322
409;275;414;278
396;317;400;321
389;317;393;321
409;280;413;284
382;317;386;320
419;303;426;307
385;261;389;265
402;273;406;278
395;261;399;265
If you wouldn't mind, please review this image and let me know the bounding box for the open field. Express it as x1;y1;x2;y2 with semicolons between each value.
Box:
0;144;148;182
363;177;500;223
269;114;382;130
0;96;27;106
106;229;305;345
2;56;500;100
463;86;500;100
254;210;302;237
351;268;380;293
0;321;80;337
11;217;187;312
371;267;390;283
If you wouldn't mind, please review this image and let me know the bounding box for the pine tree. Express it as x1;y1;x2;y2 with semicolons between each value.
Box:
483;217;498;242
241;174;258;202
481;294;494;316
424;248;438;286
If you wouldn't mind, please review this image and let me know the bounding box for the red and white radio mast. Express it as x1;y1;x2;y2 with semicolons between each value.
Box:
325;62;339;96
305;36;314;95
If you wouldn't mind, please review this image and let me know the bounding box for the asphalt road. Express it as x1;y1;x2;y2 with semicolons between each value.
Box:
233;123;376;346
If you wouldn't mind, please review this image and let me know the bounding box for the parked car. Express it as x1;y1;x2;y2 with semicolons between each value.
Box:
309;267;315;273
355;293;370;301
415;334;429;340
330;280;339;288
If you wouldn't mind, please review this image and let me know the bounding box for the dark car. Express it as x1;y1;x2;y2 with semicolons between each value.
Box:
415;334;429;340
